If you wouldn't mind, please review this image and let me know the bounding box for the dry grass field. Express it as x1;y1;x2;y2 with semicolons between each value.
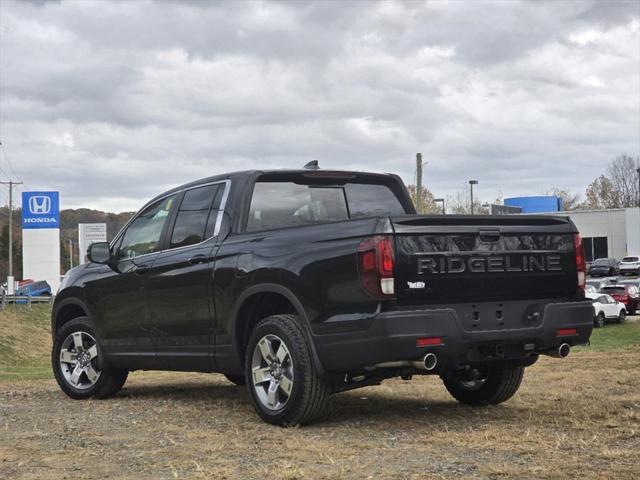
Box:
1;305;639;479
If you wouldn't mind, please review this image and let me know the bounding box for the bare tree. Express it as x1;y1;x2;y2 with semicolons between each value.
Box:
605;155;639;208
583;175;621;209
545;188;581;211
406;184;440;214
581;155;639;209
446;189;489;215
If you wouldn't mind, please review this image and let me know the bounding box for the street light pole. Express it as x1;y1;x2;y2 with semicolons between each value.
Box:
468;180;478;214
435;198;445;215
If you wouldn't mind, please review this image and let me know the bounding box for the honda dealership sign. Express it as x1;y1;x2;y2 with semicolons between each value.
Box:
21;191;61;293
22;192;60;229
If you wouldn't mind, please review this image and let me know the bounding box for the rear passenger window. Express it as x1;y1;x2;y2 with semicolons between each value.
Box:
345;184;406;218
247;183;348;231
170;184;222;248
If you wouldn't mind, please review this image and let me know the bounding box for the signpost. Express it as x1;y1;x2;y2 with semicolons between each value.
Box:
21;191;61;293
78;224;107;264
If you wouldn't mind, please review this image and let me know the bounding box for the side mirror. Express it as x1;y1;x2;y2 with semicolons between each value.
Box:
87;242;112;265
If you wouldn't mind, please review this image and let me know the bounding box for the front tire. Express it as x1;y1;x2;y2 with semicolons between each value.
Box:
618;310;626;323
442;361;524;406
594;312;605;328
245;314;329;426
52;317;128;400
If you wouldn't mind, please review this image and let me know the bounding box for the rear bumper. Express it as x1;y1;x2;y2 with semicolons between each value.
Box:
619;267;639;274
312;300;594;372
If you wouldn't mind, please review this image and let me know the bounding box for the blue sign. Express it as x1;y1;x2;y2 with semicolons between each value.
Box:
22;191;60;229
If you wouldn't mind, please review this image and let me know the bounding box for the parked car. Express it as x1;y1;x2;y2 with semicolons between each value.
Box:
50;167;594;426
588;258;619;277
585;284;598;294
16;280;51;297
600;285;639;315
618;278;640;289
586;293;626;327
586;277;617;292
619;255;640;276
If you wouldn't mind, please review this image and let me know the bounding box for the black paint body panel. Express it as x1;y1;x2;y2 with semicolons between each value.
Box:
52;170;593;380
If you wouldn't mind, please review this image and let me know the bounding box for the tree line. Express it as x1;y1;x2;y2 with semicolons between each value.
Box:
0;207;133;281
409;154;639;214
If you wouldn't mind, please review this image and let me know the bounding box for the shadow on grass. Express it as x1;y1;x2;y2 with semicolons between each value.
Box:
112;376;529;428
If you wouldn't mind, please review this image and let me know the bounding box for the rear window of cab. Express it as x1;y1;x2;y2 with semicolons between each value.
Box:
247;181;406;232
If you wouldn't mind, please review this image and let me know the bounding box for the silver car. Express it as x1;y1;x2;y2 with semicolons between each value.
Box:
619;255;640;276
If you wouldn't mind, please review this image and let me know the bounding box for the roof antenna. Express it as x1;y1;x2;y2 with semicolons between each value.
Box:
303;160;319;170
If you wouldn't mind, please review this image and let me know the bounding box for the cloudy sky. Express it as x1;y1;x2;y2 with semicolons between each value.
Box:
0;0;638;212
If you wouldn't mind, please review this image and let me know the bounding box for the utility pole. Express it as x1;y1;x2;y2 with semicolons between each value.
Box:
468;180;478;215
416;153;423;214
1;180;23;279
68;239;73;270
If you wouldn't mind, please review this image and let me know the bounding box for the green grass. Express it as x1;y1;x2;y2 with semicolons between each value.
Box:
0;304;53;381
0;366;53;381
583;320;640;350
0;305;638;382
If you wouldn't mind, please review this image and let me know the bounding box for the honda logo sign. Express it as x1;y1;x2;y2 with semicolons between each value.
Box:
28;196;52;214
22;192;60;229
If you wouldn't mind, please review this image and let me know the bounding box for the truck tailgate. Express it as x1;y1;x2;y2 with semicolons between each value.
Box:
391;215;579;304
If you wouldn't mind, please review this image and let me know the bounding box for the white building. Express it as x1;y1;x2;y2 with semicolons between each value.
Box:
546;208;640;261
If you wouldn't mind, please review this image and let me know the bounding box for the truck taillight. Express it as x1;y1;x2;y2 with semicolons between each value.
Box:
574;234;586;294
357;236;395;299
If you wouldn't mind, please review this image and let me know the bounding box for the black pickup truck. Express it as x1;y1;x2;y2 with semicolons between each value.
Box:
52;168;593;426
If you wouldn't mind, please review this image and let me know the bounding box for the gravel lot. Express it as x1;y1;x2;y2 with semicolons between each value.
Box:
1;348;639;480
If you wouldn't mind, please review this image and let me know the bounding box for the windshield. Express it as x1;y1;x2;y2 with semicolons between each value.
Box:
592;259;611;265
622;257;639;262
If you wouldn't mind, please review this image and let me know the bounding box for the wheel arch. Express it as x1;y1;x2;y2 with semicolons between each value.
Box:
52;297;90;339
232;283;325;374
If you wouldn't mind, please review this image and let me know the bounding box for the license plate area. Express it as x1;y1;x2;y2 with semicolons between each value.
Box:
457;302;545;332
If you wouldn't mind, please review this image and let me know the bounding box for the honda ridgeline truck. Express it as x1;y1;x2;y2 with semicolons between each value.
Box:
52;167;593;426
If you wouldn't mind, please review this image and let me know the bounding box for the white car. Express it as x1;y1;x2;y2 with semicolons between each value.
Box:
586;293;627;328
619;255;640;276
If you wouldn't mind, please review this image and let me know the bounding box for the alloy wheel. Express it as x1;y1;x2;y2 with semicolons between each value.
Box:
251;334;294;411
59;331;101;390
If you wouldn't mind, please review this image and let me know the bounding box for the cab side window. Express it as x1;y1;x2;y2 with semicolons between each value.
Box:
170;184;223;249
119;195;176;259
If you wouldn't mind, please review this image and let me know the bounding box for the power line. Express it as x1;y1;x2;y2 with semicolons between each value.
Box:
0;158;8;180
0;142;21;182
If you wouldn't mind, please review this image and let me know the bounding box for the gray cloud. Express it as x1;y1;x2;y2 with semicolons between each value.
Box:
0;0;638;211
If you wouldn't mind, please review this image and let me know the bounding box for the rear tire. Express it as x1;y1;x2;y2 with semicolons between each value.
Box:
52;317;128;400
245;314;329;426
442;361;524;406
594;312;605;328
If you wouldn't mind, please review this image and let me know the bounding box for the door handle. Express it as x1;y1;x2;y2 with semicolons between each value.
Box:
134;264;150;275
188;255;208;265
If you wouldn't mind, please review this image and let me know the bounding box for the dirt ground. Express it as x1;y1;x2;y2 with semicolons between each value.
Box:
1;349;639;480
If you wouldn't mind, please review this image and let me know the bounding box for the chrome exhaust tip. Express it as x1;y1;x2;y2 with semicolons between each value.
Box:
423;353;437;371
557;343;571;359
542;343;571;359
